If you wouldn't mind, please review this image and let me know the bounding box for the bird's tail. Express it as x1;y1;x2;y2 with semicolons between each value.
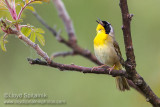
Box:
115;76;130;91
115;65;130;91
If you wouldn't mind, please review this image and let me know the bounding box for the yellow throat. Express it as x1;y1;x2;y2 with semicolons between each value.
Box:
94;24;112;47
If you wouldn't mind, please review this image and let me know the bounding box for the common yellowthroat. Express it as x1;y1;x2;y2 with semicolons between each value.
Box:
94;19;130;91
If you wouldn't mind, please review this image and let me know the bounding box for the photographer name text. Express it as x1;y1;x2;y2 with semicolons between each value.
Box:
4;93;48;99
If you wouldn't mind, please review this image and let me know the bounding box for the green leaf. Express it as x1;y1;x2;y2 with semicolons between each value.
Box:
36;33;45;46
25;0;29;4
0;35;8;52
35;28;45;33
1;41;7;51
21;27;31;37
27;24;34;28
35;0;50;2
20;2;24;7
31;1;42;4
25;28;32;37
24;27;45;46
0;1;8;10
12;19;23;24
0;7;8;10
26;6;35;12
30;31;36;43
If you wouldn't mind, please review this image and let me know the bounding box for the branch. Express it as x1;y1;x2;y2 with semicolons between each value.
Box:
5;0;17;20
32;11;102;65
120;0;136;74
27;58;128;77
15;31;52;64
52;0;76;43
120;0;160;106
27;58;143;94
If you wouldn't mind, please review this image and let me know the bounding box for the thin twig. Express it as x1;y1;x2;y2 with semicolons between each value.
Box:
51;51;76;59
18;0;34;19
32;11;57;36
52;0;76;43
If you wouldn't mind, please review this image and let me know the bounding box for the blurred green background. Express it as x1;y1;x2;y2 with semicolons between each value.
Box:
1;0;160;107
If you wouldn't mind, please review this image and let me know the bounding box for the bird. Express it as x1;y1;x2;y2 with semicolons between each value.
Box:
93;18;130;91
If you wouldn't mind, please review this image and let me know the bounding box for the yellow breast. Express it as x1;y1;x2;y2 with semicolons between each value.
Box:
94;31;112;46
94;31;118;66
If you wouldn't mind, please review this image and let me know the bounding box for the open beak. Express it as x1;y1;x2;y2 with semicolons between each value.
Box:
96;18;104;26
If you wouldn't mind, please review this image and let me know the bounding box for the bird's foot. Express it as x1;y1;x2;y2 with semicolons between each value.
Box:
91;64;107;72
108;65;115;74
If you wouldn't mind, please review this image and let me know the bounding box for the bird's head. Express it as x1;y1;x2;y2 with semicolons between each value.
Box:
96;18;114;35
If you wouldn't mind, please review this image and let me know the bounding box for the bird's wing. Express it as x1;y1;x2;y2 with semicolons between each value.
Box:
113;41;125;67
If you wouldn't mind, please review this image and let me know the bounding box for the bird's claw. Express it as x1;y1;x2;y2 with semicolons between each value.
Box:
108;65;115;74
91;64;107;72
